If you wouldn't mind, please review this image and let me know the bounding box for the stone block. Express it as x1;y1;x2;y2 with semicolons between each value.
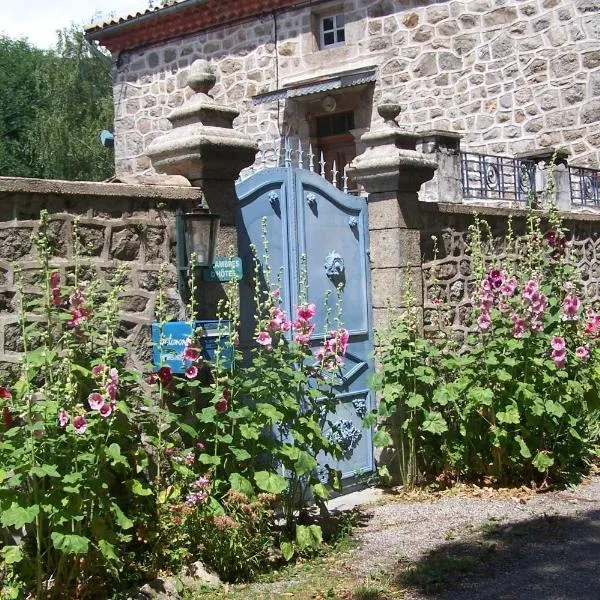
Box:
0;228;33;260
370;229;422;269
110;227;142;261
371;267;423;308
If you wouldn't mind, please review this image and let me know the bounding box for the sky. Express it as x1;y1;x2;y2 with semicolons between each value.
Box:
1;0;152;49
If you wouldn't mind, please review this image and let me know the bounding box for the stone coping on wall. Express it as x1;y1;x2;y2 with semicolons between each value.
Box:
422;201;600;223
0;177;204;202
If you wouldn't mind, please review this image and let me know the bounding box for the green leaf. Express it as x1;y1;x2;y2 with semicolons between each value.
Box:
497;404;520;424
105;443;128;468
239;424;260;440
422;411;448;434
178;423;198;438
496;369;512;382
231;447;252;461
229;473;254;496
311;483;330;500
294;451;318;477
280;541;294;562
256;403;284;421
532;452;554;473
467;387;494;406
0;545;23;565
198;454;221;466
98;540;118;563
377;465;391;483
406;393;424;408
254;470;288;494
296;524;323;550
111;504;133;530
372;428;393;448
362;411;378;428
432;384;459;406
1;503;39;529
545;400;566;418
30;464;60;478
51;532;89;555
515;435;531;459
130;480;152;496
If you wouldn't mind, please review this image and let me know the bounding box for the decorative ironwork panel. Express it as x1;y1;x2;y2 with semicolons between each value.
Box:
460;151;536;203
570;167;600;207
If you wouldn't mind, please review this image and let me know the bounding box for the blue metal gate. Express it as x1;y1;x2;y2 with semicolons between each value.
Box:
235;161;374;480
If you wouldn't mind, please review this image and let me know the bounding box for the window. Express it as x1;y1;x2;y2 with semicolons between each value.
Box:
316;111;355;137
320;13;345;48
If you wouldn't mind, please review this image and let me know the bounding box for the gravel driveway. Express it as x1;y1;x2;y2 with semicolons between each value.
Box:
348;475;600;599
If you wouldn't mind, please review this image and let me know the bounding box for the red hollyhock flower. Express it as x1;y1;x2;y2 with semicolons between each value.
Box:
0;386;12;399
157;366;173;384
2;407;13;428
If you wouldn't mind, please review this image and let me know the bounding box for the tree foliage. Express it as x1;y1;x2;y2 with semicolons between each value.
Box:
0;28;114;181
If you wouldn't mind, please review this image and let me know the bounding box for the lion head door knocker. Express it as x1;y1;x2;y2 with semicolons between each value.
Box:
324;251;346;289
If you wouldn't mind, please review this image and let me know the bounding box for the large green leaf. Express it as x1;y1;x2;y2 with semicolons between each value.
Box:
0;545;23;565
130;480;152;496
111;504;134;530
105;443;128;468
497;404;520;424
294;451;317;476
532;452;555;473
256;403;284;422
254;471;288;494
51;532;89;555
422;411;448;434
229;473;254;496
280;541;294;562
372;428;392;448
515;435;531;459
1;503;39;529
406;393;424;408
296;524;323;550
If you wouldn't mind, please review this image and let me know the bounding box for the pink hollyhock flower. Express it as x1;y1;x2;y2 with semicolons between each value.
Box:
576;345;590;361
530;317;544;333
256;331;272;347
99;402;112;418
50;271;60;289
58;408;69;427
92;364;107;377
338;329;350;355
500;277;517;297
481;279;492;292
523;280;539;301
88;392;104;410
552;349;566;368
562;294;581;320
295;332;312;345
185;365;198;379
105;383;117;402
196;442;205;451
69;290;86;310
551;336;566;351
215;398;228;413
272;289;281;298
157;366;173;384
530;292;548;315
109;368;119;385
296;303;317;322
73;415;87;434
513;318;526;338
68;308;90;327
477;313;492;331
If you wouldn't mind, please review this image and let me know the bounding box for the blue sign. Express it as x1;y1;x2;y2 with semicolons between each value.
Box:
151;320;233;374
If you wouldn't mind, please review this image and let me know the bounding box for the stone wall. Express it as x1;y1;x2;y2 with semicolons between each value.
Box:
109;0;600;178
419;202;600;336
0;177;230;375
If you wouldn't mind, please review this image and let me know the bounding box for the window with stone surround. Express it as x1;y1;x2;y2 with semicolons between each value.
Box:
319;12;345;48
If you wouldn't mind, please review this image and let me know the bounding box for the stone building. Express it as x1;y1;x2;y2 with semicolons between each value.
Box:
86;0;600;180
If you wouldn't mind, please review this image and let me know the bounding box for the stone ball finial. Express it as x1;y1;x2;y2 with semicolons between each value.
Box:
186;59;217;94
378;96;401;125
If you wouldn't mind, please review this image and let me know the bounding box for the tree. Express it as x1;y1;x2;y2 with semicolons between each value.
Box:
0;28;114;181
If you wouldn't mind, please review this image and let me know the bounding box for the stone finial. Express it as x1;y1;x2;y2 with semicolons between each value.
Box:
186;59;216;94
145;60;257;193
347;98;437;194
378;96;401;126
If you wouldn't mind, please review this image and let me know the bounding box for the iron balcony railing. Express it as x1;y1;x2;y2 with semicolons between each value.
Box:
570;166;600;207
460;151;536;203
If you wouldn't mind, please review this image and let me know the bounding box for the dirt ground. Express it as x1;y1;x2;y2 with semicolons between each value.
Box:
196;474;600;600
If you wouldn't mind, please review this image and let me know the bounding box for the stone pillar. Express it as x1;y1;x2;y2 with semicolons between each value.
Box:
146;60;257;317
515;148;571;211
347;99;437;332
417;130;462;204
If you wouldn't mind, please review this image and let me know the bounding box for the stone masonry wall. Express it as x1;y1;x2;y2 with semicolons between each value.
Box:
419;202;600;337
0;178;229;377
110;0;600;178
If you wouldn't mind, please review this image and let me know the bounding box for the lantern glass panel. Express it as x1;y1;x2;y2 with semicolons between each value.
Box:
184;213;220;267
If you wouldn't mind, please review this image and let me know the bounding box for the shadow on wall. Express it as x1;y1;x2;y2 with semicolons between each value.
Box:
396;509;600;599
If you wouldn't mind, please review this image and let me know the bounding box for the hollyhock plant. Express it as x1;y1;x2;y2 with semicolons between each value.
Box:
576;345;590;361
256;331;272;348
88;392;104;410
562;294;581;320
58;408;69;428
99;403;113;418
185;365;198;379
